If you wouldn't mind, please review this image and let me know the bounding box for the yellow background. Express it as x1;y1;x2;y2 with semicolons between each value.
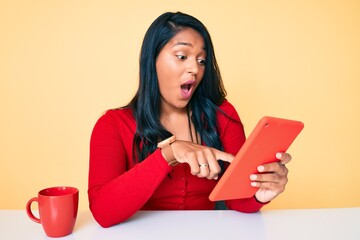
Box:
1;0;359;211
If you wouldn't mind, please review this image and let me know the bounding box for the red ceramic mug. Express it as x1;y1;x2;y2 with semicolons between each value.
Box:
26;186;79;238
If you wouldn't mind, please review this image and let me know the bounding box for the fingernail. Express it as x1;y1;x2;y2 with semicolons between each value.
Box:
250;174;257;180
251;182;257;187
257;165;265;172
276;152;282;159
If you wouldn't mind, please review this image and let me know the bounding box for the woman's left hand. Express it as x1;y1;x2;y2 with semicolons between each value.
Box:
250;152;292;203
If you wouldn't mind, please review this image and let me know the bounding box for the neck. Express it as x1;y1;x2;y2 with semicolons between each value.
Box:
160;105;198;143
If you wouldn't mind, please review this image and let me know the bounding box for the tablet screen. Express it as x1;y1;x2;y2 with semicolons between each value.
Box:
209;116;304;201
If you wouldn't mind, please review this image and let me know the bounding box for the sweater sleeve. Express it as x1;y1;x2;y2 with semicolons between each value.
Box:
88;110;172;227
218;101;268;212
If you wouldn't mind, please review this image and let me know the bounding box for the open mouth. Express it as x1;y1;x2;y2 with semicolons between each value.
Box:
180;80;196;98
181;83;192;94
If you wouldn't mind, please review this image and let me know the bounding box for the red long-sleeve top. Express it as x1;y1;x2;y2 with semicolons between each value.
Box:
88;100;266;227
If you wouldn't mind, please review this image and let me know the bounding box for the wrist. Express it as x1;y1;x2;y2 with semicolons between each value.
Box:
157;136;178;166
161;145;177;166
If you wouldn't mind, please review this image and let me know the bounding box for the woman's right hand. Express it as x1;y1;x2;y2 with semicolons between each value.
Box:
169;140;234;180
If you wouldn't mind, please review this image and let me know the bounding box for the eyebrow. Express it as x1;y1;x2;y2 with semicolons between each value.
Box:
172;42;206;50
173;42;192;47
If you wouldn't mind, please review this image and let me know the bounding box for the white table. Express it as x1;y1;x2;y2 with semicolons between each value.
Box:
1;208;359;239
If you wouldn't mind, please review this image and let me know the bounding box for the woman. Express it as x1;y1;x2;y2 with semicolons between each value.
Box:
88;11;291;228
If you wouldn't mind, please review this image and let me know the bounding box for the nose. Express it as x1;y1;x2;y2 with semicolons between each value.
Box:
187;59;199;76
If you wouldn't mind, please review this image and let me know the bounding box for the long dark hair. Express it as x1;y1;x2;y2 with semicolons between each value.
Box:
128;12;227;162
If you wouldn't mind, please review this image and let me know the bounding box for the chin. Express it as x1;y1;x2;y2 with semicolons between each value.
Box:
175;100;191;110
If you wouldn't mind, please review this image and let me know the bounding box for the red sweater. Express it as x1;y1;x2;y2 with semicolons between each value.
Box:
88;100;266;227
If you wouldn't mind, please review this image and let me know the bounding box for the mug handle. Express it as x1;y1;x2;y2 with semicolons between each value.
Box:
26;197;41;223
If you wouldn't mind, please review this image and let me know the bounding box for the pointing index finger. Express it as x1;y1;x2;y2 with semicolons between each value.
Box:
214;150;234;163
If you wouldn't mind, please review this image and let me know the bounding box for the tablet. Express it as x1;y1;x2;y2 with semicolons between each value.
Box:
209;116;304;201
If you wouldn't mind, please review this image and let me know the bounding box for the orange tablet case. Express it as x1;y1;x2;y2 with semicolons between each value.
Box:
209;116;304;201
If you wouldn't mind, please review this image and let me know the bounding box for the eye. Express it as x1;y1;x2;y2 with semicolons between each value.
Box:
197;59;206;66
176;55;187;60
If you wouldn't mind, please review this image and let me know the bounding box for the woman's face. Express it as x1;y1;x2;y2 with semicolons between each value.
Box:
156;28;206;113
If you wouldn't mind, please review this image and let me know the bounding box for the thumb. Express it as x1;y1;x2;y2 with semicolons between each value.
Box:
276;152;292;165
